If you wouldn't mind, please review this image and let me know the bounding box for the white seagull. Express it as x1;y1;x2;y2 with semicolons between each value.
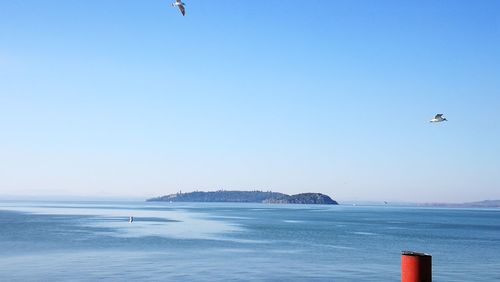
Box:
430;114;447;123
172;0;186;16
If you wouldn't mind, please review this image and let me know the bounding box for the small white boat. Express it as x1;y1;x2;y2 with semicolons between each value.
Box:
129;216;134;223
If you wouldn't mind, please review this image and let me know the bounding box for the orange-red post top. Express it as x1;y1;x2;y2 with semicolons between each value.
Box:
401;251;432;282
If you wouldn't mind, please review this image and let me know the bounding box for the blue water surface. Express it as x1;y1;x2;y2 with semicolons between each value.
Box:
0;201;499;281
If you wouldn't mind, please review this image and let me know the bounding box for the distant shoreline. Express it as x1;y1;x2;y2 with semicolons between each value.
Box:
420;200;500;208
0;196;497;209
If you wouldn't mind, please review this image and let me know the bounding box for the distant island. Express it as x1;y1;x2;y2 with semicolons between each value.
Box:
422;200;500;208
147;190;338;205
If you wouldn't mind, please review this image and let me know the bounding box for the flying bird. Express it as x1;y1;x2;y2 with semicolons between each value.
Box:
172;0;186;16
430;114;447;123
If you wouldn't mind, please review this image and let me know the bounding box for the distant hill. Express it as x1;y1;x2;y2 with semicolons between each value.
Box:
262;193;338;205
422;200;500;208
147;190;338;205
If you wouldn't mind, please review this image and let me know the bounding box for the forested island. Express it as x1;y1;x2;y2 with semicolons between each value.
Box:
147;190;338;205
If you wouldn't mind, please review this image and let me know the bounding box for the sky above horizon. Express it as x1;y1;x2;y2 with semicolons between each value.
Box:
1;0;499;202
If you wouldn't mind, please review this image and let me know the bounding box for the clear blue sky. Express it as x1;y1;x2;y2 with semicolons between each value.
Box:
1;0;499;202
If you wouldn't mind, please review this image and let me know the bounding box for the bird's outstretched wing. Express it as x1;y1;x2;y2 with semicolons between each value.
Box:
435;114;443;119
178;4;185;16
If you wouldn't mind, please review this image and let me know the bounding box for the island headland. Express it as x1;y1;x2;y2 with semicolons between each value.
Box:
147;190;338;205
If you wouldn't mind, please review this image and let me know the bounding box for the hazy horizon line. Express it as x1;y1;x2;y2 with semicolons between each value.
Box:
0;193;497;205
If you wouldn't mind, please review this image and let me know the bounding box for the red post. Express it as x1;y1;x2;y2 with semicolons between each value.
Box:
401;251;432;282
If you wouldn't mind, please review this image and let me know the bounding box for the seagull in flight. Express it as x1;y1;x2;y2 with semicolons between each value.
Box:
430;114;447;123
172;0;186;16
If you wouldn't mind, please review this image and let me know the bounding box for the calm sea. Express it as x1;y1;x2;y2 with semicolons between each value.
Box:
0;201;499;281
